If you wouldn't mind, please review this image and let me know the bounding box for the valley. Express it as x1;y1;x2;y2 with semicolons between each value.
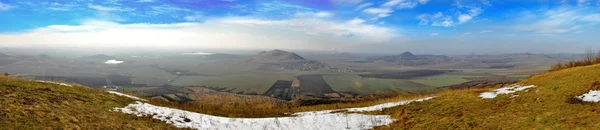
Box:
0;50;576;106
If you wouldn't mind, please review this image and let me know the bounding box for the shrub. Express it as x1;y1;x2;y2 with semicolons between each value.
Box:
548;49;600;72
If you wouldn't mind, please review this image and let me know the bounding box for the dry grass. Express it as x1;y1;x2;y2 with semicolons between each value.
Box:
549;49;600;72
0;75;181;129
374;64;600;129
145;87;427;118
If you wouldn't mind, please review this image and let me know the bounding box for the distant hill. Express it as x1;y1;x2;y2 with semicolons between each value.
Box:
37;54;52;60
80;54;117;60
246;49;305;63
246;50;327;71
367;51;451;66
0;53;10;58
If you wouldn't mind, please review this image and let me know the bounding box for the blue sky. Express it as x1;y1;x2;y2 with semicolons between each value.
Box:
0;0;599;54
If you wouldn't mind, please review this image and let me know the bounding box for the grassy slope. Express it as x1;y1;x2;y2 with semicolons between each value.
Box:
376;64;600;129
0;75;179;129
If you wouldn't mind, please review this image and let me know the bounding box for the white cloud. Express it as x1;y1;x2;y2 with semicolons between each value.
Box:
382;0;427;9
349;18;366;25
430;33;439;36
315;11;334;18
184;14;203;22
88;4;133;12
150;5;192;15
363;8;393;20
514;7;599;33
457;14;473;24
382;0;404;7
458;7;483;24
418;7;483;27
0;1;14;11
480;30;493;33
418;12;454;27
355;2;373;10
0;17;400;50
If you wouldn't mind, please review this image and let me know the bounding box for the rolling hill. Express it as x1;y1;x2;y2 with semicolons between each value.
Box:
3;57;600;129
0;52;10;58
367;51;452;66
245;49;327;71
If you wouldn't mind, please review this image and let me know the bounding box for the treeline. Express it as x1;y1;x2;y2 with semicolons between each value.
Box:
549;49;600;72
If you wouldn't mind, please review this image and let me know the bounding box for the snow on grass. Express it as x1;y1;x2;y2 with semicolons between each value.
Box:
113;97;433;130
114;101;393;130
107;91;147;101
35;80;73;87
576;90;600;102
346;97;434;112
480;85;536;99
105;60;124;64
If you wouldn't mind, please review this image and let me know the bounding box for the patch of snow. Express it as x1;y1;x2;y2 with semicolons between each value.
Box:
113;97;434;130
105;60;124;64
183;52;214;55
114;101;393;130
35;80;73;87
108;91;147;101
346;97;434;112
576;90;600;102
479;85;536;99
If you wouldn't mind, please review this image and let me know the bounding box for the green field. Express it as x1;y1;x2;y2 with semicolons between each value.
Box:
409;74;474;87
169;72;296;94
323;74;439;95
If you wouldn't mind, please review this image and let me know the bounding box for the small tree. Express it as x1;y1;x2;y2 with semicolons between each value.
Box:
584;48;595;64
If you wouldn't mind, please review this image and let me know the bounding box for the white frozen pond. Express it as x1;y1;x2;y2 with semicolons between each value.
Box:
105;60;124;64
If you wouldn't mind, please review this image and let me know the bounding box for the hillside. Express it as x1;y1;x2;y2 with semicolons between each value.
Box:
375;64;600;129
80;54;117;60
0;75;178;129
245;50;327;71
0;52;10;58
3;59;600;129
246;49;305;63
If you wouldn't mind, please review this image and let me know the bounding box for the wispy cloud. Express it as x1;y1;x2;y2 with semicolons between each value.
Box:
430;33;439;36
355;2;373;10
0;1;15;11
88;4;134;12
363;8;392;20
418;12;456;27
138;0;155;2
184;14;203;22
221;16;399;43
362;0;429;21
458;7;483;24
418;6;483;27
513;7;600;33
480;30;493;33
259;1;312;13
150;4;192;15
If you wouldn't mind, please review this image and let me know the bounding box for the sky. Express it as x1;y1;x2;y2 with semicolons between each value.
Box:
0;0;599;54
